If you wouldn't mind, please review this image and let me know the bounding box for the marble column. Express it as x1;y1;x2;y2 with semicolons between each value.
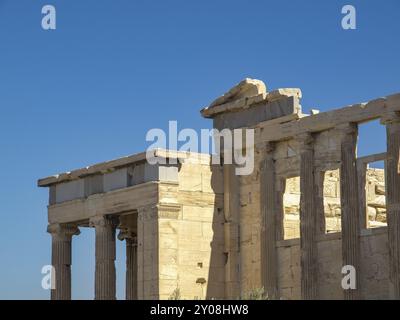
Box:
90;215;119;300
381;112;400;298
137;206;161;299
260;142;279;299
338;123;361;299
223;163;240;299
118;229;138;300
298;133;318;300
47;223;80;300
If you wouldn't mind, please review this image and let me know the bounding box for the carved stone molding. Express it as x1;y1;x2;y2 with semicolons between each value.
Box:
137;203;182;220
296;132;314;153
336;123;358;146
47;223;80;241
157;203;182;219
89;215;119;228
137;205;158;220
381;111;400;125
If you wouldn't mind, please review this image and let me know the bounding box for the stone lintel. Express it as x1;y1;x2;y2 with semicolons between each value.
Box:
37;149;202;187
259;92;400;143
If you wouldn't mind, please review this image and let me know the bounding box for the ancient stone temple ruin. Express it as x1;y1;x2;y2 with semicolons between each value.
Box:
38;78;400;300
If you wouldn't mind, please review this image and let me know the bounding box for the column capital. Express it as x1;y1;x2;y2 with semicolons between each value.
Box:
296;132;314;152
89;215;119;228
336;123;358;148
380;111;400;125
137;205;158;219
264;141;275;154
336;122;358;135
118;228;137;242
47;223;80;240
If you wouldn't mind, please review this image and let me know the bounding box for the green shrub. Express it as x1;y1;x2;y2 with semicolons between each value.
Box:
168;288;181;300
240;287;269;300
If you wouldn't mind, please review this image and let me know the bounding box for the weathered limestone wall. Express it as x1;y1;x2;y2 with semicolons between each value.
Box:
360;229;390;299
158;156;225;300
277;236;345;300
276;240;301;299
276;229;389;300
317;236;343;299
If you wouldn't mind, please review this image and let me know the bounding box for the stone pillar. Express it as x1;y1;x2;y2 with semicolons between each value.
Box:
223;163;240;299
47;223;80;300
137;206;159;299
260;142;278;299
157;204;181;300
118;229;138;300
90;215;119;300
315;171;327;234
298;133;318;300
381;112;400;298
338;123;361;299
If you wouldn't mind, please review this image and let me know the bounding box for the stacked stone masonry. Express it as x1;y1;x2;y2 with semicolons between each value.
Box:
39;78;400;299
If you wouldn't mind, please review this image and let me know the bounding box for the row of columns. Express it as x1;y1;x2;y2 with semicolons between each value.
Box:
47;215;138;300
261;114;400;299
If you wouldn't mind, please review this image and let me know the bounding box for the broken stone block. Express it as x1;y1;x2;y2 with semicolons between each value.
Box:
375;183;386;195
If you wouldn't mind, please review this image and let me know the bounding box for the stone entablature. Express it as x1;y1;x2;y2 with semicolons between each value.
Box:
38;149;211;205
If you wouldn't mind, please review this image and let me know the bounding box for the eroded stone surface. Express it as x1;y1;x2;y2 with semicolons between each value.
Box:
39;78;400;300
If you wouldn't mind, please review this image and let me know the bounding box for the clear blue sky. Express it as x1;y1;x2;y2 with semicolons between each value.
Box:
0;0;399;299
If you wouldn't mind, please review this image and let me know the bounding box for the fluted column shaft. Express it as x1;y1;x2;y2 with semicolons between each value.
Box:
260;142;279;299
223;163;240;299
90;216;118;300
47;224;80;300
118;229;138;300
298;133;318;300
382;112;400;298
339;123;361;300
126;237;138;300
